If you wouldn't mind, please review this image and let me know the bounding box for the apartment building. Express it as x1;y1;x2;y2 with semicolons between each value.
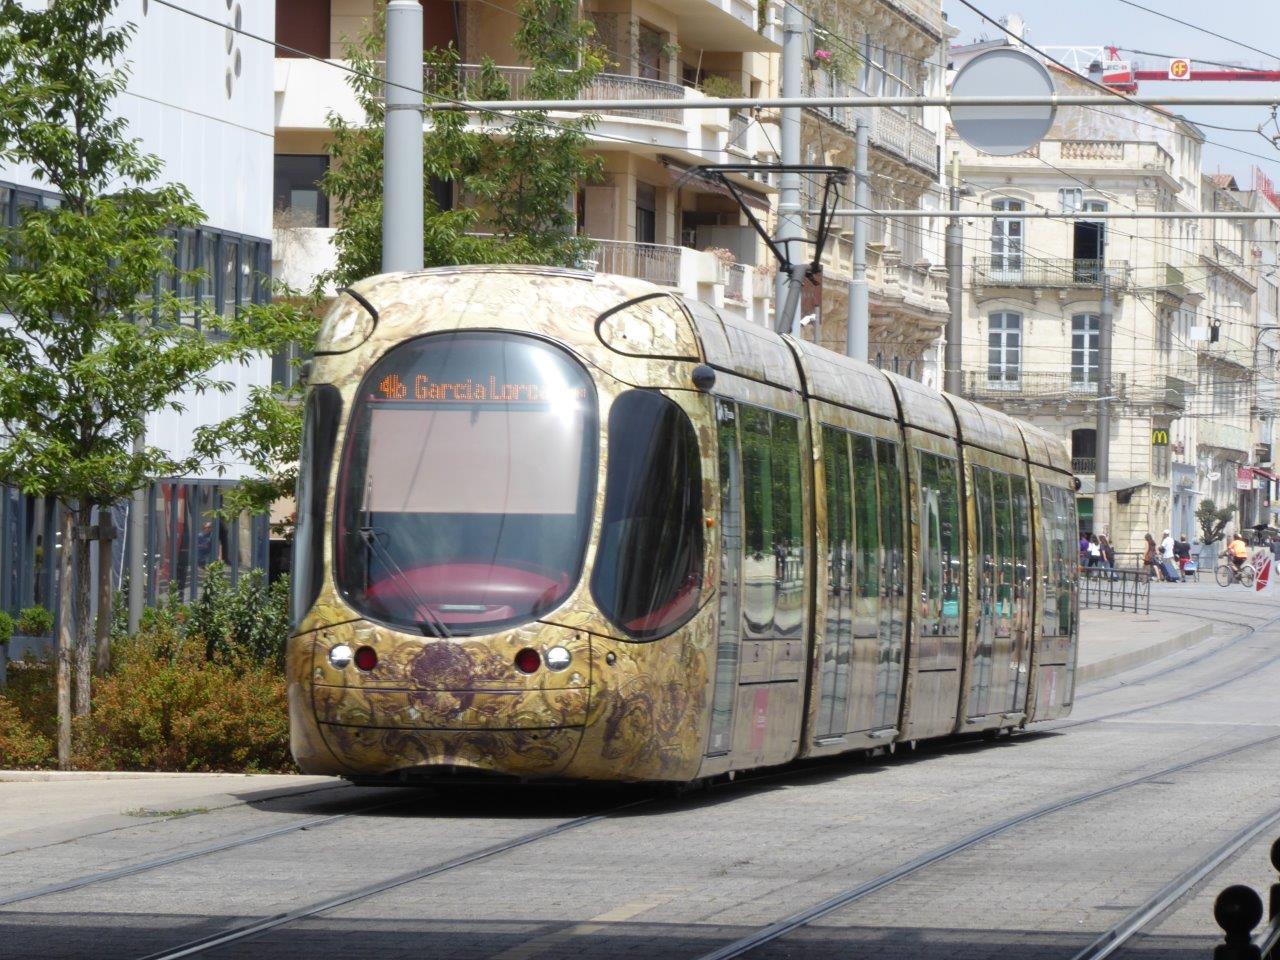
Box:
273;0;784;324
797;0;951;381
0;0;276;621
950;43;1206;553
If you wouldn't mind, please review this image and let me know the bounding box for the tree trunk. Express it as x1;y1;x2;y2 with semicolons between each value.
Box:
74;496;93;717
56;506;74;770
95;507;114;675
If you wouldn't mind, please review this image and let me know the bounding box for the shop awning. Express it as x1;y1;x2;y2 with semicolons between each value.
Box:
1252;466;1279;482
1077;476;1148;496
661;157;772;212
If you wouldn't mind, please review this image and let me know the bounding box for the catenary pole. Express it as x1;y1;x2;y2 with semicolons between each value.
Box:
944;151;963;394
774;1;804;334
847;118;869;360
1096;271;1114;538
382;1;424;273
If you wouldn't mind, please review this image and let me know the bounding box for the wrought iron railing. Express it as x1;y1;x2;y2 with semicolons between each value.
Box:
1206;838;1279;959
725;262;747;302
454;64;686;124
972;256;1127;288
585;239;681;286
963;370;1129;402
729;111;751;149
1072;457;1097;475
1080;567;1151;615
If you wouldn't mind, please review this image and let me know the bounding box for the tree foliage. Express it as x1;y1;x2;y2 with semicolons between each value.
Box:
1196;498;1234;544
0;0;313;757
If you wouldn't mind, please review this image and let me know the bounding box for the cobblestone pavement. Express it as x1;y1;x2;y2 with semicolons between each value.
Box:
2;581;1278;960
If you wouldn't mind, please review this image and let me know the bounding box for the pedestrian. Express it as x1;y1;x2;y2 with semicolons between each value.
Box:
1099;534;1116;572
1079;532;1090;567
1270;534;1280;563
1159;529;1179;582
1086;534;1102;568
1173;534;1191;581
1144;532;1175;582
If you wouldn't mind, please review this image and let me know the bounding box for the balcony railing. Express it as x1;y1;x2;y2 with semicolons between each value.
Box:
725;262;747;302
804;73;937;175
584;239;681;286
455;64;686;124
972;256;1127;289
963;370;1129;402
729;110;751;150
1072;457;1097;475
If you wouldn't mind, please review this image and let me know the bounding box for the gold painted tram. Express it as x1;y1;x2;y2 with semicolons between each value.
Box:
288;266;1079;783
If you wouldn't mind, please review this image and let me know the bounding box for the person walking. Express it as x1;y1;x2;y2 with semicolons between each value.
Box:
1086;534;1102;568
1173;535;1191;581
1159;529;1179;583
1099;534;1117;579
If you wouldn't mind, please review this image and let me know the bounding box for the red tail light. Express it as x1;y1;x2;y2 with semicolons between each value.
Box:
514;648;541;674
354;646;378;671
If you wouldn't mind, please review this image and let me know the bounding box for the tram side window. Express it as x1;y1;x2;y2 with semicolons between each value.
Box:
592;390;705;641
709;401;741;753
820;426;853;738
291;385;341;630
1011;473;1032;615
918;452;962;637
1039;483;1075;637
876;440;905;602
740;406;776;639
851;434;879;635
771;414;804;638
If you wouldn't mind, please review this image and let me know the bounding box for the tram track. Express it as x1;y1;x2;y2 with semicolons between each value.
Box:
688;730;1280;960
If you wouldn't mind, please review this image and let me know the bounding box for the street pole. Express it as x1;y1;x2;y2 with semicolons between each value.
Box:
847;117;869;361
127;438;144;633
382;0;424;273
944;151;963;394
774;1;803;334
1095;271;1114;537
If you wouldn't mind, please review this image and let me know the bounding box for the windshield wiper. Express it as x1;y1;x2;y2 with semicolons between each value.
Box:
359;526;452;639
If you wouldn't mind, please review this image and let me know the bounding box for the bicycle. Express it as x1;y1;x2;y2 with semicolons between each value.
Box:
1215;558;1255;588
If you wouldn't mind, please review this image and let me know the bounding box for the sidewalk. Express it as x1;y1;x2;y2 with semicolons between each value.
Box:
1077;595;1213;683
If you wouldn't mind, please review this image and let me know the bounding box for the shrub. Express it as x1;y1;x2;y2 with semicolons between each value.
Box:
0;611;12;646
0;695;53;768
16;606;53;637
187;563;290;669
74;625;291;772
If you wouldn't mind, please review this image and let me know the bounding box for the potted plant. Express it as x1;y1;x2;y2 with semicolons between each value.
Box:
0;610;12;691
12;605;54;664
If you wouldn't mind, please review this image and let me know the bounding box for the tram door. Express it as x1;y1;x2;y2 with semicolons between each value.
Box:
814;428;905;740
967;467;1033;721
706;400;806;767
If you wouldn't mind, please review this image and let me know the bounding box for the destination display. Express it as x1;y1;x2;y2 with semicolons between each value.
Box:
375;372;588;404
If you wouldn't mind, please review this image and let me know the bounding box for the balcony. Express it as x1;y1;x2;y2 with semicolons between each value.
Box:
972;257;1128;290
584;239;683;286
1198;419;1252;456
962;371;1129;404
456;65;686;124
1072;457;1097;475
804;74;938;177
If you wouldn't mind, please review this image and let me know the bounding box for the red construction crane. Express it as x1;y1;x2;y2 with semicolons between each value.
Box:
1040;46;1280;94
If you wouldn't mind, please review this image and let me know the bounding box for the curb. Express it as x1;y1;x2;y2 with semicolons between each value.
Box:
0;771;332;783
1077;622;1214;684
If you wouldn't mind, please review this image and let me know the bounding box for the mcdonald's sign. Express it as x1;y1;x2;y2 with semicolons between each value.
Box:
1152;428;1170;446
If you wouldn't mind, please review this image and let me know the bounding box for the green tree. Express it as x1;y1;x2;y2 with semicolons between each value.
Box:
212;0;604;517
0;0;312;766
1196;498;1234;544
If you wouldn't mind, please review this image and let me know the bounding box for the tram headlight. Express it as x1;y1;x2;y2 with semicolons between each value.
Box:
328;644;354;669
545;646;572;672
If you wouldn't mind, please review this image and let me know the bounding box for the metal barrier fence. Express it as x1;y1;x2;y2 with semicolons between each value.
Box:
1080;567;1151;615
1209;837;1279;958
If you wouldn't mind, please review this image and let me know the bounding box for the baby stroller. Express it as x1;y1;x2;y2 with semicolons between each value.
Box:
1181;557;1199;582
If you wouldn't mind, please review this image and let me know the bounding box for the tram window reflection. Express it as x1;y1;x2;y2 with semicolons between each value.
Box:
335;333;597;635
591;390;704;641
740;406;775;639
770;414;804;639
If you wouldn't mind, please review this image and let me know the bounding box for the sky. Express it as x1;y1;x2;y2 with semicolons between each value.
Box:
942;0;1280;187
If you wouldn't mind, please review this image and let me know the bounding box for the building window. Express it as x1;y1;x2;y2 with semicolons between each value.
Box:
638;23;663;80
635;182;657;245
273;155;330;228
991;199;1024;275
1071;313;1101;385
987;311;1022;385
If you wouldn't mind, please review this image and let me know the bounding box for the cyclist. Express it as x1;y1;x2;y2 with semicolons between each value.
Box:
1226;534;1250;579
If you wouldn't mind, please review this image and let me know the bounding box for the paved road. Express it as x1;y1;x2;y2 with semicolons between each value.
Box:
2;580;1278;960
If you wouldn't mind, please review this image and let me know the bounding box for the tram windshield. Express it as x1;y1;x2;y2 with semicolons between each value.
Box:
335;332;598;635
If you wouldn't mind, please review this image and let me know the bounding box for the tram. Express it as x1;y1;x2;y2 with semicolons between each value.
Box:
287;266;1079;783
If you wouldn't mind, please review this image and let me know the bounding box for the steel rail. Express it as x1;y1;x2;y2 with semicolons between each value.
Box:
1067;803;1280;960
134;805;636;960
691;732;1280;960
0;792;416;908
421;94;1280;112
